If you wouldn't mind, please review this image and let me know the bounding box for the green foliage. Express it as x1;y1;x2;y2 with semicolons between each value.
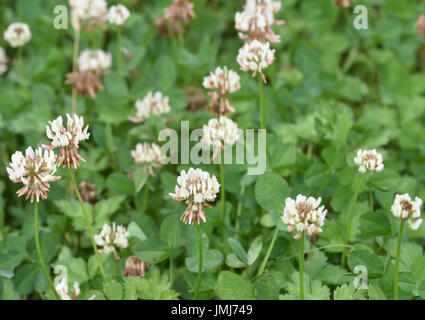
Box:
0;0;424;301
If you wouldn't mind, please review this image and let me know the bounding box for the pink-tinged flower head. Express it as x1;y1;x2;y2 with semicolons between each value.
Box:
7;147;61;202
203;66;241;115
4;23;31;48
281;195;328;239
129;91;171;123
416;15;425;38
235;0;284;43
44;114;90;169
354;149;384;174
169;168;220;225
237;40;275;83
164;0;196;24
0;47;8;76
131;142;165;177
201;116;240;160
333;0;353;8
391;194;423;231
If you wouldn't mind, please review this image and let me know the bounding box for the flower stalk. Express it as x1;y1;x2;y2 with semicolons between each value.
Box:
220;152;226;239
394;220;404;300
70;169;106;279
34;202;60;300
256;227;278;277
299;231;305;300
194;223;203;299
341;173;366;267
258;74;265;129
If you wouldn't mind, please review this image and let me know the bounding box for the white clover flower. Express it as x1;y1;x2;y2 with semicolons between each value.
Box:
237;40;275;83
107;4;131;25
0;47;8;76
281;195;328;239
201;116;240;160
4;23;31;48
95;223;129;254
130;91;171;123
354;149;384;174
235;0;284;43
6;147;61;202
78;49;112;73
169;168;220;225
391;194;423;230
44;114;90;169
131;142;165;176
69;0;108;21
203;66;241;115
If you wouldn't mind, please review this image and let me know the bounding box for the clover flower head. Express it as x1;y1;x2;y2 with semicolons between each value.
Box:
130;91;171;123
416;14;425;38
107;4;131;26
4;23;31;48
237;40;275;83
333;0;353;8
164;0;196;24
65;70;104;98
235;0;284;43
78;49;112;74
391;194;423;230
202;116;240;160
122;256;150;278
169;168;220;225
354;149;384;174
69;0;108;31
203;66;241;115
94;222;129;254
0;47;8;76
44;114;90;169
7;147;61;202
131;142;165;176
281;195;328;239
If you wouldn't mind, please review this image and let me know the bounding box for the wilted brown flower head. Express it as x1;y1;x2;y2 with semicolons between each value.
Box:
65;71;104;98
154;17;179;38
74;180;97;204
185;86;207;111
416;15;425;38
333;0;353;7
164;0;196;24
122;256;150;277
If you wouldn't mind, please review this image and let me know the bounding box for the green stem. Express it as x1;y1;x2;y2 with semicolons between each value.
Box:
258;75;266;129
166;20;178;62
299;231;305;300
394;220;405;300
117;28;123;76
141;176;150;214
34;202;60;300
235;185;246;233
178;24;185;51
220;155;226;240
341;173;366;267
194;224;203;299
70;170;106;279
257;227;279;277
18;47;28;98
